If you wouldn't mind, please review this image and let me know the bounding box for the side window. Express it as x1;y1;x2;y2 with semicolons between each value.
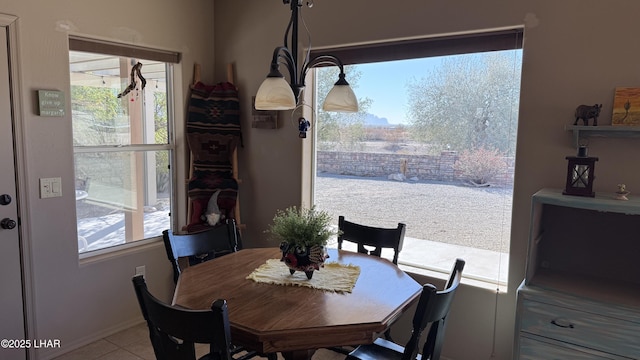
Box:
69;38;179;254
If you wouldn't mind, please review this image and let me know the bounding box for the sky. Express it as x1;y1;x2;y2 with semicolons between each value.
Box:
351;57;443;125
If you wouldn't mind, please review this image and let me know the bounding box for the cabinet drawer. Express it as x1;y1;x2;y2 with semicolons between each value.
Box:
520;300;640;358
519;335;620;360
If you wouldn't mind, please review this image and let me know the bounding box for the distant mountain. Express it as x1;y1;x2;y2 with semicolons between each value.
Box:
364;113;390;127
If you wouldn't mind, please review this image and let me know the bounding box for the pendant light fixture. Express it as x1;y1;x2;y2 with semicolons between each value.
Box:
254;0;358;113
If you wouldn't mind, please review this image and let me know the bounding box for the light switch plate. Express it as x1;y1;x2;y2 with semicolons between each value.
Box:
40;177;62;198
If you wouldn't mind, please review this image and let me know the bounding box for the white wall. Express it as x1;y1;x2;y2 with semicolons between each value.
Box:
213;1;640;359
0;0;215;358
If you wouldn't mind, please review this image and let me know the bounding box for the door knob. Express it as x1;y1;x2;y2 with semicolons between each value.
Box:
1;218;16;229
0;194;10;205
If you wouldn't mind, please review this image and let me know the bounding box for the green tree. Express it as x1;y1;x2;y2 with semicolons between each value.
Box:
406;51;521;155
71;86;124;146
315;65;372;150
154;91;170;191
70;86;120;124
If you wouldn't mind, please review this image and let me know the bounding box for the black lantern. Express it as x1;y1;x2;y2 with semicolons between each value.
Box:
563;146;598;197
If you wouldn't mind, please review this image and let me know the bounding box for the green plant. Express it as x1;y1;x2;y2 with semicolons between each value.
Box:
267;206;337;249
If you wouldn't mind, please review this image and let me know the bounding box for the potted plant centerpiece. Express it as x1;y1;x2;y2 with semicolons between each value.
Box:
267;206;337;279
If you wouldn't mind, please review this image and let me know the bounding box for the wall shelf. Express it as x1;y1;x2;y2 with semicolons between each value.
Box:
565;125;640;147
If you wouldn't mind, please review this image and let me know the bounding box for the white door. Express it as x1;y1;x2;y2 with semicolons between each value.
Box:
0;24;26;360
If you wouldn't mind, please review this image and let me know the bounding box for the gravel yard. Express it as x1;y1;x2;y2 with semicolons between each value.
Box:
314;174;512;253
76;174;512;254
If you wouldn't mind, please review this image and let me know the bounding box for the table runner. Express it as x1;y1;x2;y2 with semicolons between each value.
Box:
246;259;361;293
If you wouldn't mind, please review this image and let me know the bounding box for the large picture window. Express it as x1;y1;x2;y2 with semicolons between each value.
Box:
312;30;523;289
69;37;179;255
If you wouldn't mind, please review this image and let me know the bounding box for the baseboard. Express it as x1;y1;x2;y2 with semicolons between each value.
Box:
36;317;145;360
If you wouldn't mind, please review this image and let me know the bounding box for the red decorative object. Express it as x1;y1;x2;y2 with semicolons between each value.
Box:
280;244;329;279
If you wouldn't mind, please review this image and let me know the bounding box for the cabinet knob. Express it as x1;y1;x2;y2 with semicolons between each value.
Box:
551;318;574;329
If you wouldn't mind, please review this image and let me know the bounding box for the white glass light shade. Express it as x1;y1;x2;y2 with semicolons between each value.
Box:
255;77;296;110
322;84;359;112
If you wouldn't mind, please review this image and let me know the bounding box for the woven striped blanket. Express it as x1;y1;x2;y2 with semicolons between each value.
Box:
186;81;242;232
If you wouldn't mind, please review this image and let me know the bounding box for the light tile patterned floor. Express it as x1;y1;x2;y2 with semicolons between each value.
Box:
53;322;347;360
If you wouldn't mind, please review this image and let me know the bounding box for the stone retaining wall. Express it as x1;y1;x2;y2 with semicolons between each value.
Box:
317;150;514;186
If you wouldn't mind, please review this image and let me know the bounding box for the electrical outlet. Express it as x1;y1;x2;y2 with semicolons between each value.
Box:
135;265;146;277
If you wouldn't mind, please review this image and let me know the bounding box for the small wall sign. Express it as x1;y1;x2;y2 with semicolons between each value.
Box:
251;96;277;129
38;90;65;117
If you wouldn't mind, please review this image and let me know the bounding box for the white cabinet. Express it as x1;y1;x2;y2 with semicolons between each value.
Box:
514;189;640;359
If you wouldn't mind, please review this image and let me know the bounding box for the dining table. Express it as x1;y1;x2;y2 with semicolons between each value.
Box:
172;247;422;360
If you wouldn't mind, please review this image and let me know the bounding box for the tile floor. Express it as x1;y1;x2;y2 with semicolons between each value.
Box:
52;322;347;360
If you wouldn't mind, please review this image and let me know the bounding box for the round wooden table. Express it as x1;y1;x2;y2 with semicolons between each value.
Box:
173;247;421;360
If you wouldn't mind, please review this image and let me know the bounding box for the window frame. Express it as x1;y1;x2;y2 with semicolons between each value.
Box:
307;29;523;289
69;36;180;257
309;28;523;65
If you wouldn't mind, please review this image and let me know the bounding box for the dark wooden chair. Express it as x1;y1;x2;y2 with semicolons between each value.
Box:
328;215;407;355
162;219;241;284
337;215;406;265
346;258;466;360
162;220;271;359
132;274;233;360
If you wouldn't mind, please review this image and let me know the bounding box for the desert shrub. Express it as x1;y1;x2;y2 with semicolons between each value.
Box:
454;147;507;186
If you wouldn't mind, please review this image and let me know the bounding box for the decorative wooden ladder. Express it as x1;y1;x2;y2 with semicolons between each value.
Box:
186;63;243;233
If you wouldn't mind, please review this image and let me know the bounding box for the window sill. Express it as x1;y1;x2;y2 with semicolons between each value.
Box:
400;262;507;292
79;237;163;266
328;237;508;292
